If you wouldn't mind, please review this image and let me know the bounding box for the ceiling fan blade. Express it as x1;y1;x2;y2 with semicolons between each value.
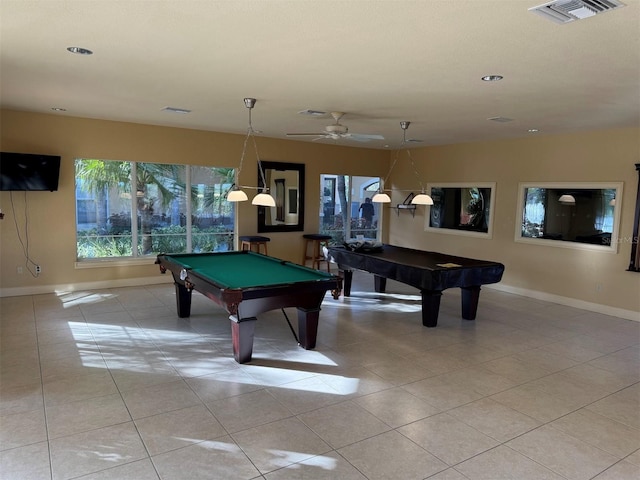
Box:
286;111;383;142
347;133;385;142
286;133;326;137
346;137;376;143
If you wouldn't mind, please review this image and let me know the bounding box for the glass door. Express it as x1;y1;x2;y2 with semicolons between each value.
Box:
319;174;380;243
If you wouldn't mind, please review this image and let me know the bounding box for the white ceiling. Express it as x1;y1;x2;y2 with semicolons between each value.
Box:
1;0;639;149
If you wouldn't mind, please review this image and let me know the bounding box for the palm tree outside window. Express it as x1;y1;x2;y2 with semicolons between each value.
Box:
75;158;236;260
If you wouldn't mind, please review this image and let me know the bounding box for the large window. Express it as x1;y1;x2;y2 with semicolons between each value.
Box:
75;159;235;261
319;174;380;243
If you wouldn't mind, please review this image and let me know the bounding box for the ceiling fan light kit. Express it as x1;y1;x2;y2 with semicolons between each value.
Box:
325;123;349;135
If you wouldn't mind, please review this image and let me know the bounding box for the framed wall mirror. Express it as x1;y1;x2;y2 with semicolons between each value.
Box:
257;161;305;233
515;182;623;253
629;164;640;271
425;182;496;238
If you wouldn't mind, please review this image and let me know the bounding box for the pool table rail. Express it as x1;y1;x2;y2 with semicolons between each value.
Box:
155;251;341;363
327;244;504;327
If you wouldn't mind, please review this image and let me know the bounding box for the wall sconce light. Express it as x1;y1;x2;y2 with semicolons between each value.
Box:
226;98;276;207
372;121;433;205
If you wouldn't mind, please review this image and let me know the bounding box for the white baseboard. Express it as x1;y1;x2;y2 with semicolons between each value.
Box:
486;283;640;322
0;275;173;298
2;277;638;323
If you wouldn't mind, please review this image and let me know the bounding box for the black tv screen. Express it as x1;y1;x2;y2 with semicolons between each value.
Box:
0;152;61;191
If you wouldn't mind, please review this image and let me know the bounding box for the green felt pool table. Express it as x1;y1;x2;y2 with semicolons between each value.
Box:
156;251;341;363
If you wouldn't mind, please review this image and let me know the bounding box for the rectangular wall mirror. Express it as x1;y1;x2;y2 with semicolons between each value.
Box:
257;161;305;233
630;164;640;271
425;183;496;238
516;182;623;253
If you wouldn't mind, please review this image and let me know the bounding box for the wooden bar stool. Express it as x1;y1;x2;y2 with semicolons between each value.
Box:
240;235;270;255
302;234;332;271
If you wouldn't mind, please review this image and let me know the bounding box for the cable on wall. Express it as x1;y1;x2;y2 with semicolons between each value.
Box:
10;191;41;278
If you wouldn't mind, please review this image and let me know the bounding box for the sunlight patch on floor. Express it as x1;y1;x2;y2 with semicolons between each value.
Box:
67;321;358;395
326;291;422;313
265;448;337;469
55;290;117;307
278;453;338;471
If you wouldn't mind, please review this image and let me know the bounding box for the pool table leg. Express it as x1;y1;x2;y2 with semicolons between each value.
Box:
420;290;443;327
461;286;481;320
297;308;320;350
174;282;192;318
230;316;256;364
374;275;387;293
339;269;353;296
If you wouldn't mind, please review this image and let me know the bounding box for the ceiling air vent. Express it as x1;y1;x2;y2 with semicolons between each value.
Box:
162;107;191;114
529;0;626;24
298;109;327;116
488;116;514;123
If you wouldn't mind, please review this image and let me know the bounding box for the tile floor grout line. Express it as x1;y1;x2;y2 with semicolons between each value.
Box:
33;295;55;480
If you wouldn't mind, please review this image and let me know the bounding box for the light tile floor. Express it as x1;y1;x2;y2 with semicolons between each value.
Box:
1;271;639;479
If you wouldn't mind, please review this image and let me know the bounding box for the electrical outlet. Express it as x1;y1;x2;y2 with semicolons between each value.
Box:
35;265;42;274
17;266;23;274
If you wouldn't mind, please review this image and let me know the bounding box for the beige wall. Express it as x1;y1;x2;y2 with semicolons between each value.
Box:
1;110;639;318
385;128;640;316
0;110;389;291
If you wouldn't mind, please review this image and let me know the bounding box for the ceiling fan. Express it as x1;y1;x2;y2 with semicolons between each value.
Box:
286;112;384;143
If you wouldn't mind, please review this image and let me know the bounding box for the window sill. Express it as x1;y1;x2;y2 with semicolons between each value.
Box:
75;258;157;269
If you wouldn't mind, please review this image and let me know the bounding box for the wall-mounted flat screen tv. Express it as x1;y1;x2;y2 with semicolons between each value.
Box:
0;152;61;191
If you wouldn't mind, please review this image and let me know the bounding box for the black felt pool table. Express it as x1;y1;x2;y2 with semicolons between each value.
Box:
156;251;341;363
327;244;505;327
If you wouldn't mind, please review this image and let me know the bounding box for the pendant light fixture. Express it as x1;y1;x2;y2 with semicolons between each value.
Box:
372;121;433;205
226;98;276;207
